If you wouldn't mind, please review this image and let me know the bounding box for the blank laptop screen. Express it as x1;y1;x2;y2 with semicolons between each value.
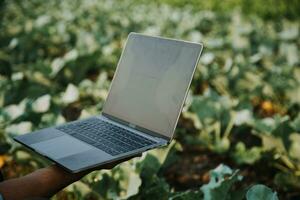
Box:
103;33;202;138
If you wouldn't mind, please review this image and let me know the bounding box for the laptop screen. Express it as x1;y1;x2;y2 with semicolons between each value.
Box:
103;33;203;138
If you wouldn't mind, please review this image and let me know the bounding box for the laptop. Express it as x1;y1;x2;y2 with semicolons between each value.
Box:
14;33;203;173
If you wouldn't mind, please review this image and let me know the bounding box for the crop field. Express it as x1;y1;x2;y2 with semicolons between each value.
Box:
0;0;299;199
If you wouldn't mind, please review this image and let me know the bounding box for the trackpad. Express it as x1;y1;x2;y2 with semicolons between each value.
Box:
31;135;93;160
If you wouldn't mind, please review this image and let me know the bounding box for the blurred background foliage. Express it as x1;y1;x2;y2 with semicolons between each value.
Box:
0;0;299;199
140;0;300;20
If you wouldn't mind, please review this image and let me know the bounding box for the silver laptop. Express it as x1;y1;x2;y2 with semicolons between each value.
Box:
14;33;203;173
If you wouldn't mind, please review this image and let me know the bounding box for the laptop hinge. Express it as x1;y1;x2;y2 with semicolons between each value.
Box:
101;113;170;143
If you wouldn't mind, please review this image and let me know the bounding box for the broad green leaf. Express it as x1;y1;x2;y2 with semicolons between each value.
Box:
291;113;300;132
191;96;218;122
32;94;51;113
278;25;299;40
124;169;142;198
253;118;276;134
90;173;120;199
234;109;253;126
62;84;79;104
116;161;142;199
272;120;295;150
4;100;27;120
159;141;181;172
137;154;161;180
233;142;262;164
246;184;279;200
51;58;65;77
5;121;32;135
201;164;243;200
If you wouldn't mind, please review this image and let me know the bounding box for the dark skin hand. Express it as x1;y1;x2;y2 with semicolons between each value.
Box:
0;154;141;200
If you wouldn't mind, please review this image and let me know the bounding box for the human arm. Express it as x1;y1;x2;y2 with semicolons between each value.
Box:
0;156;138;199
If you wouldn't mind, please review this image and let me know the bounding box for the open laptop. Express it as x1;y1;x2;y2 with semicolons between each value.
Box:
14;33;203;173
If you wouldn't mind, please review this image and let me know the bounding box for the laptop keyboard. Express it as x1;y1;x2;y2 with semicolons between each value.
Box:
56;118;156;156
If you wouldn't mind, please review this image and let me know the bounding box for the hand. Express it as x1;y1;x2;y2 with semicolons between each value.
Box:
0;154;143;199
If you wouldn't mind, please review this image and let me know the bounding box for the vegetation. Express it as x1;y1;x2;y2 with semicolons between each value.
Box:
0;0;299;199
138;0;300;20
